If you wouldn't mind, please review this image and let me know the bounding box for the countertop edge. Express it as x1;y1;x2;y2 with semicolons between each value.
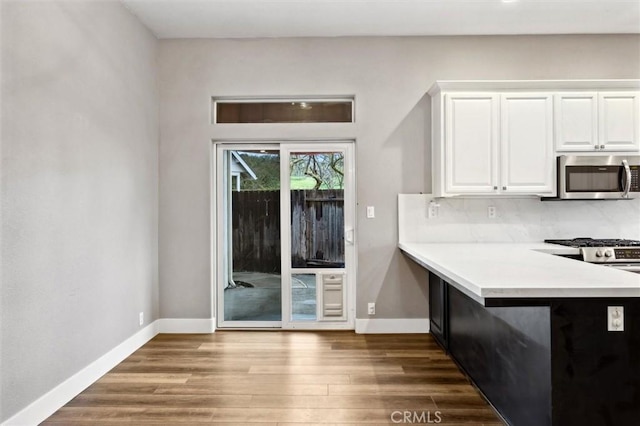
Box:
399;242;640;302
400;245;486;304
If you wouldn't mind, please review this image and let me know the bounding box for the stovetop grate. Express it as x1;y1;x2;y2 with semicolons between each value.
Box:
544;238;640;248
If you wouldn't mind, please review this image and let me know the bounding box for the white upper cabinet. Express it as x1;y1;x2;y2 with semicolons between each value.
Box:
433;91;553;197
444;93;498;194
555;91;639;152
598;92;639;151
500;93;554;195
554;93;598;151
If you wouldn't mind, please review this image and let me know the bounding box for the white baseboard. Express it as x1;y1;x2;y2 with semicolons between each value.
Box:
355;318;430;334
157;318;216;334
1;321;159;426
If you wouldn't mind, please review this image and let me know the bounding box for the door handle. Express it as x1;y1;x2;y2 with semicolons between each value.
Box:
622;159;631;198
345;228;354;245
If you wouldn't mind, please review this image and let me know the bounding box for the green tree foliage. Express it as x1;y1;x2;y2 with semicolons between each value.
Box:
237;151;344;191
238;152;280;190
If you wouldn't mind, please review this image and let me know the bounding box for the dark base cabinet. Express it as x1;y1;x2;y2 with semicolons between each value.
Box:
428;272;448;350
448;286;551;426
551;299;640;426
435;282;640;426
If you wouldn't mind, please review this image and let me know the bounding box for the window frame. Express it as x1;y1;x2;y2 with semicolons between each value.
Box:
212;96;355;124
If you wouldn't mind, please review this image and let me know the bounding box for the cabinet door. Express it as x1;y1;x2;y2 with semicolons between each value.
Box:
599;92;640;152
444;94;499;194
428;272;447;350
555;93;598;151
500;93;555;195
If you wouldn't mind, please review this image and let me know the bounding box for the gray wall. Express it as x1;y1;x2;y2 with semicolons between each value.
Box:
158;35;640;320
0;0;159;421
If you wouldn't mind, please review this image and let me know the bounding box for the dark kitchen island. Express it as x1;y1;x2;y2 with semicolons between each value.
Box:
401;243;640;426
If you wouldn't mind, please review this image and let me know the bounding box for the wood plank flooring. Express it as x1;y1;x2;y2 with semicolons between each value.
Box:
43;331;505;425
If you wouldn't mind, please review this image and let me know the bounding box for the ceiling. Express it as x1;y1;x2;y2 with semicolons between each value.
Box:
121;0;640;39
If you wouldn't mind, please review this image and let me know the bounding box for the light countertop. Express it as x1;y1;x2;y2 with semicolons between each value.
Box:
399;242;640;304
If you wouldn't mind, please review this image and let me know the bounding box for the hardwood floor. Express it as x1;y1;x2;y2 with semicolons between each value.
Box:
43;332;505;425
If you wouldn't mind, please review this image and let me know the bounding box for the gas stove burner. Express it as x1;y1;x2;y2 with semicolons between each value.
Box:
596;239;640;247
544;238;640;248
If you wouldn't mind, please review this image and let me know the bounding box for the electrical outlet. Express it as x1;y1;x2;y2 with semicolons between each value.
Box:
427;200;440;219
139;312;144;326
368;303;376;315
607;306;624;331
488;206;497;219
366;206;375;218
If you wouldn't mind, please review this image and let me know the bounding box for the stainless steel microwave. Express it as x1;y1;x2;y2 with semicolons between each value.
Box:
557;155;640;200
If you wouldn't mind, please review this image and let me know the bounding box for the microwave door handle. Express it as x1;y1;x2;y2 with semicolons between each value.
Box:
622;159;631;198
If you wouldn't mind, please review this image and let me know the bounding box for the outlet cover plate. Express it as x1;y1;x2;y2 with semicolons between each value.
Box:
367;303;375;315
607;306;624;332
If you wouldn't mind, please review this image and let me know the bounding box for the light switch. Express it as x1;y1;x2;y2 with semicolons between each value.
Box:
366;206;375;218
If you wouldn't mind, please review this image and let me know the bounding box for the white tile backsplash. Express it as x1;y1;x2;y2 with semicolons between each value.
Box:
398;194;640;243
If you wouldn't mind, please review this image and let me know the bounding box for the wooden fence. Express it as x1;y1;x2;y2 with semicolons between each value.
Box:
232;189;344;273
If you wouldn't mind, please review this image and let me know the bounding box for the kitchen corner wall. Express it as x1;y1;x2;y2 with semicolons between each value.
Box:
1;1;159;422
158;35;640;321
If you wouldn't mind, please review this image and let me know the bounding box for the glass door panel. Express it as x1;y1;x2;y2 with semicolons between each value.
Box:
291;273;317;321
218;148;282;327
284;147;352;327
289;152;345;269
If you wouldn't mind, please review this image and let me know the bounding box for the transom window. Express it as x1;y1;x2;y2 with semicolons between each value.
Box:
213;98;354;124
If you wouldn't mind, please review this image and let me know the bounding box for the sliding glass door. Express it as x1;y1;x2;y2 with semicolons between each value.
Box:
215;142;355;329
